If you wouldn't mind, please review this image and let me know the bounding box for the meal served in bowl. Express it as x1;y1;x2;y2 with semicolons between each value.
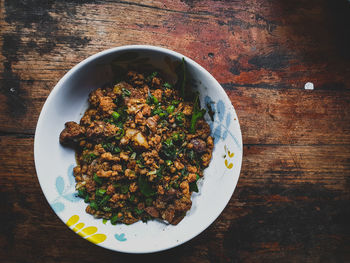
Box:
59;67;214;225
35;45;242;253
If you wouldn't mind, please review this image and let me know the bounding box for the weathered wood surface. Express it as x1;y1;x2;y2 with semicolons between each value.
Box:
0;0;349;262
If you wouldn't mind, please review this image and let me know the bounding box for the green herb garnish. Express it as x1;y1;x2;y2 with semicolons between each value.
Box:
83;153;97;163
147;71;158;82
110;214;122;225
134;208;144;215
93;173;103;185
163;82;172;89
189;181;199;192
138;175;156;197
166;105;175;114
145;198;153;207
120;184;129;194
102;142;121;154
190;94;206;134
96;188;106;197
175;112;184;126
147;90;159;105
90;200;99;210
102;206;112;212
176;58;186;98
122;88;131;97
112;111;120;121
161;138;177;160
99;195;111;206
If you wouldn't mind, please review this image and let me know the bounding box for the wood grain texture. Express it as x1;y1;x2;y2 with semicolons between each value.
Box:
0;0;350;262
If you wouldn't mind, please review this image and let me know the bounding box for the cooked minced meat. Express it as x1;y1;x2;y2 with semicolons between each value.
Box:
60;70;214;225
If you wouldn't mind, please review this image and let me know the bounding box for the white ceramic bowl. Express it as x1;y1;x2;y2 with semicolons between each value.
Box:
34;45;243;253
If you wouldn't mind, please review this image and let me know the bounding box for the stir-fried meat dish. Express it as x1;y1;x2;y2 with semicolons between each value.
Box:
59;69;213;225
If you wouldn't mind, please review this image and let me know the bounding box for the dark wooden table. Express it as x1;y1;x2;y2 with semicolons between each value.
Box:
1;0;350;262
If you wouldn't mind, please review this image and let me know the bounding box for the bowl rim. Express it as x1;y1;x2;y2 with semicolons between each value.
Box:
34;44;243;253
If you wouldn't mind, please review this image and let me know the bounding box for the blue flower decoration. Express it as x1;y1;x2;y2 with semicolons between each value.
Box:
115;233;127;242
204;96;242;151
50;164;80;212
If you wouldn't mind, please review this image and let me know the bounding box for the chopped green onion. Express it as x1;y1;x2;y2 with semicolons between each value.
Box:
166;105;175;114
83;153;97;163
90;200;99;210
102;218;108;224
136;159;145;168
163;82;172;89
134;208;143;215
180;168;189;178
112;111;120;121
172;132;185;142
164;138;173;147
147;91;159;105
175;112;184;126
113;146;121;153
159;112;167;118
187;149;196;161
102;206;112;212
149;71;158;79
99;195;111;206
122;88;131;97
77;188;87;198
160;120;168;127
130;152;137;159
166;160;173;166
145;198;153;207
96;188;106;197
156;165;164;178
161;138;177;160
172;133;179;141
152;107;163;116
115;128;125;140
110;214;121;225
93;173;102;185
120;184;129;194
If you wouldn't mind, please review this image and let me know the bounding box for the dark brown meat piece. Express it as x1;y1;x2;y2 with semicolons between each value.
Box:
161;205;175;223
144;206;160;218
174;196;192;212
190;138;207;153
171;213;186;225
162;188;178;202
59;121;85;146
195;119;211;139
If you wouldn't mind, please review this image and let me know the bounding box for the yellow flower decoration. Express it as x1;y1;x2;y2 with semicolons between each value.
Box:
66;215;107;244
224;145;234;169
